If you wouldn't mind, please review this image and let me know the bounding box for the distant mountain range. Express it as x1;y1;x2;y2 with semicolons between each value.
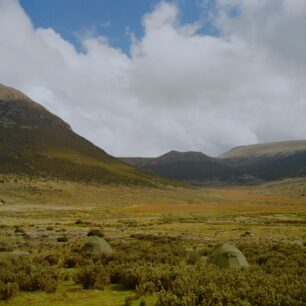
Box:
121;140;306;184
121;151;240;184
0;84;168;186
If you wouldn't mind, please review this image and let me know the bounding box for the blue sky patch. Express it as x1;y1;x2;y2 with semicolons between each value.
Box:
20;0;219;54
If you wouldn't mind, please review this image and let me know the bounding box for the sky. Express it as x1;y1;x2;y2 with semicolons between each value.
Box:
19;0;218;55
0;0;305;157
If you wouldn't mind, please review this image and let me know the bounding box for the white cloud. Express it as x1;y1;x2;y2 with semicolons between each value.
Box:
0;0;305;157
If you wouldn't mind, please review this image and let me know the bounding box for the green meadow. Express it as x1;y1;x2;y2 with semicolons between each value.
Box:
0;175;305;305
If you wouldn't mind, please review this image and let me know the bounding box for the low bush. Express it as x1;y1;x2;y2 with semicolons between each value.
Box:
45;254;60;266
74;263;110;289
60;271;71;281
63;254;87;268
14;226;25;234
186;250;200;265
106;241;306;305
0;255;58;297
139;299;147;306
57;236;68;242
87;229;104;238
34;254;59;266
0;242;13;252
64;255;78;268
0;281;18;300
75;220;91;226
155;264;306;306
0;235;304;304
16;268;57;292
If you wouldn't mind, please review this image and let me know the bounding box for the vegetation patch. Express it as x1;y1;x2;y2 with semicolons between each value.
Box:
87;229;104;238
0;178;305;305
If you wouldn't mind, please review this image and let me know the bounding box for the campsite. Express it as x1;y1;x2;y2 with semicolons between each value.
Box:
0;175;305;305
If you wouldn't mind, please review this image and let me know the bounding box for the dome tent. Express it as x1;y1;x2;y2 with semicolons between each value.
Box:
81;236;113;255
207;243;249;269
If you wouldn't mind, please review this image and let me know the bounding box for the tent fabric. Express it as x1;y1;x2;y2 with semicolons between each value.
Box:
81;236;113;255
207;243;249;269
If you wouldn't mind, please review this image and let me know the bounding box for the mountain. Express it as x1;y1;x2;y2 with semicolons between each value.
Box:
121;151;245;184
0;83;166;186
121;141;306;184
2;83;305;186
220;140;306;159
220;140;306;181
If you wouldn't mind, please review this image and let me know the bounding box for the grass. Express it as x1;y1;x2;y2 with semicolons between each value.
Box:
43;148;161;181
1;175;305;211
0;175;305;305
0;282;156;306
220;140;306;158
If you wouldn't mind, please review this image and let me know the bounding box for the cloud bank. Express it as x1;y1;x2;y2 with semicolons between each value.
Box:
0;0;305;156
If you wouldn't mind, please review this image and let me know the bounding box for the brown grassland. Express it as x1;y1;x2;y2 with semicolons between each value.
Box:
0;175;305;305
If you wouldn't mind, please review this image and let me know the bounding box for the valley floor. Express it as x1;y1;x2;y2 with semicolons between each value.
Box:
0;175;305;305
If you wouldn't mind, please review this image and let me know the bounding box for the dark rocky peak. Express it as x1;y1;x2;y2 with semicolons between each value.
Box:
155;150;212;164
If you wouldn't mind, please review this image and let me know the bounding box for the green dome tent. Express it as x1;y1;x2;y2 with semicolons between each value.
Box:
207;243;249;269
81;236;113;255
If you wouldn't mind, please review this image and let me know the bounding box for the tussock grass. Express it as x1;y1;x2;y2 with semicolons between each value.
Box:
0;176;305;305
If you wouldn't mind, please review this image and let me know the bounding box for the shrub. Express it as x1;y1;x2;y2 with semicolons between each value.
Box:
57;236;68;242
186;251;200;265
109;262;181;293
136;281;156;296
45;254;59;266
34;254;59;266
0;281;18;300
75;220;91;226
87;229;104;238
0;242;13;252
124;296;133;306
154;263;306;306
64;255;78;268
64;254;90;268
60;271;71;281
74;263;110;289
0;255;58;295
139;300;147;306
16;267;57;293
14;226;25;234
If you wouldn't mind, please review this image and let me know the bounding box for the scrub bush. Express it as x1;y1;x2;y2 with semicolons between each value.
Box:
0;255;58;295
74;263;110;289
87;229;104;238
0;281;18;300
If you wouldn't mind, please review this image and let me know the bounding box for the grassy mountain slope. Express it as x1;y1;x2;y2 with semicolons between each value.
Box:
220;140;306;181
236;151;306;180
220;140;306;159
0;84;168;186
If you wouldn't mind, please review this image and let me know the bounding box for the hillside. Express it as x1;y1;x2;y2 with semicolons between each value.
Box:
121;151;247;184
220;140;306;181
220;140;306;159
2;83;305;186
0;84;166;186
